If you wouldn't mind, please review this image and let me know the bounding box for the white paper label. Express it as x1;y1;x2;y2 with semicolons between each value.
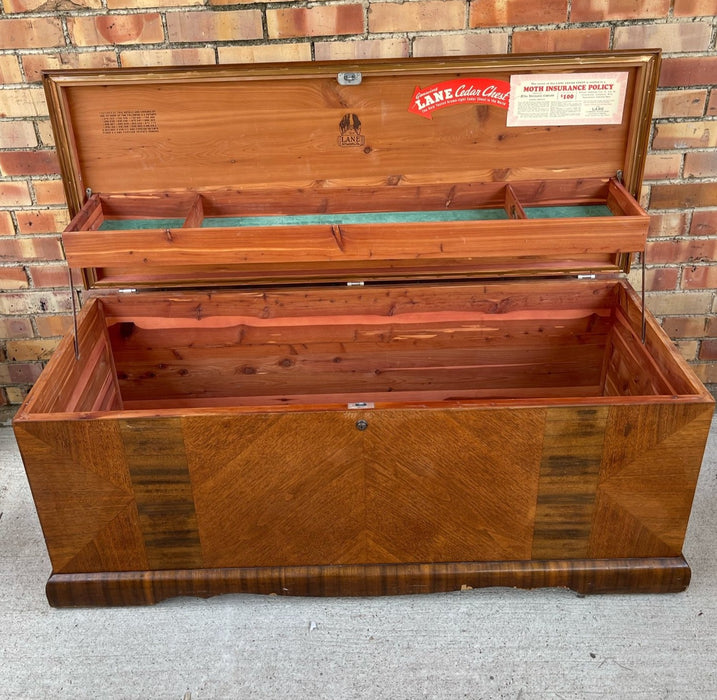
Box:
507;72;628;127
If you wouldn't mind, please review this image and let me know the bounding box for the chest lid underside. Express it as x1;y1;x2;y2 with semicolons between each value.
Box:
43;50;660;289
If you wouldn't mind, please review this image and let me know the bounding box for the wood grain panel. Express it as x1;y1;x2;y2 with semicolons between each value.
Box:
21;299;108;414
62;217;648;272
112;344;607;403
107;312;613;352
183;408;545;568
96;279;622;323
120;418;203;569
364;408;546;563
45;556;692;607
532;406;608;559
589;403;713;558
14;419;147;574
183;412;367;568
61;69;632;195
615;282;708;397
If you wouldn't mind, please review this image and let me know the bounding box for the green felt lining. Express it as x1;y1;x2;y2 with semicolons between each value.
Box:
201;209;509;227
99;218;185;230
97;205;614;230
525;205;612;218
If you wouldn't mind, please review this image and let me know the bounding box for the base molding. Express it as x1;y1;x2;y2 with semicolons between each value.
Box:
46;556;691;607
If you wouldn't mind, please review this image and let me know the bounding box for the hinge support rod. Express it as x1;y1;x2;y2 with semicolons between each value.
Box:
641;249;647;344
68;266;80;360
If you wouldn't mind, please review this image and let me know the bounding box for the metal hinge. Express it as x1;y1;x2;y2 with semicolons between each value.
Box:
347;281;365;287
338;72;362;86
577;274;596;280
348;402;374;410
118;288;137;294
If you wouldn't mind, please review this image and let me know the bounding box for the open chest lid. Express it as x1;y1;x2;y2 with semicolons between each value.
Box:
44;50;660;289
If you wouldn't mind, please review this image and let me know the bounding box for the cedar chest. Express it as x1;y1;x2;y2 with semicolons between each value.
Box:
13;50;714;606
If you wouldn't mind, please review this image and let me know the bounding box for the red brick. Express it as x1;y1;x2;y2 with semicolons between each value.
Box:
512;27;609;54
6;362;43;384
699;339;717;361
0;267;28;290
6;337;59;361
709;92;717;117
34;314;72;337
37;121;55;147
682;265;717;290
0;121;37;149
3;0;100;10
690;210;717;236
643;153;681;181
413;33;508;58
167;9;263;42
0;317;33;339
660;57;717;87
0;55;22;84
661;316;711;338
28;264;74;288
653;90;707;119
0;17;65;49
269;4;364;38
0;236;64;262
693;363;717;384
470;0;566;26
645;267;679;291
33;180;66;206
5;386;30;404
684;152;717;179
646;238;716;264
315;38;409;61
0;290;72;315
571;0;669;21
371;1;463;33
648;212;688;238
614;22;711;53
0;182;32;207
68;13;164;46
121;48;216;68
108;0;201;6
22;51;118;84
0;87;47;118
0;150;60;177
675;339;699;362
645;290;712;316
653;121;717;150
15;210;70;235
218;44;312;64
0;211;15;236
673;0;717;16
650;183;717;209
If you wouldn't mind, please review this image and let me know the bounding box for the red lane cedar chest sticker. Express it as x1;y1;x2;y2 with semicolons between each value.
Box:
409;78;510;119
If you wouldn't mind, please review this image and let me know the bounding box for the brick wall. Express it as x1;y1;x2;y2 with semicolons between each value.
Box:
1;1;716;407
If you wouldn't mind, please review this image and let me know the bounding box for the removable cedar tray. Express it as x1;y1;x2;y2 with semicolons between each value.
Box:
62;177;645;287
13;51;714;606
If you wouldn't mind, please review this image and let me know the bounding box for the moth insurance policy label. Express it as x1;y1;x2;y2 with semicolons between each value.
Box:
507;72;628;127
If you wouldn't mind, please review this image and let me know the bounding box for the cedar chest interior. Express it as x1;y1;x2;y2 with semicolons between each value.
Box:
20;277;702;417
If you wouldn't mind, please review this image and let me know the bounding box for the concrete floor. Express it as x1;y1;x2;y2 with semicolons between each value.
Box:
1;417;716;700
